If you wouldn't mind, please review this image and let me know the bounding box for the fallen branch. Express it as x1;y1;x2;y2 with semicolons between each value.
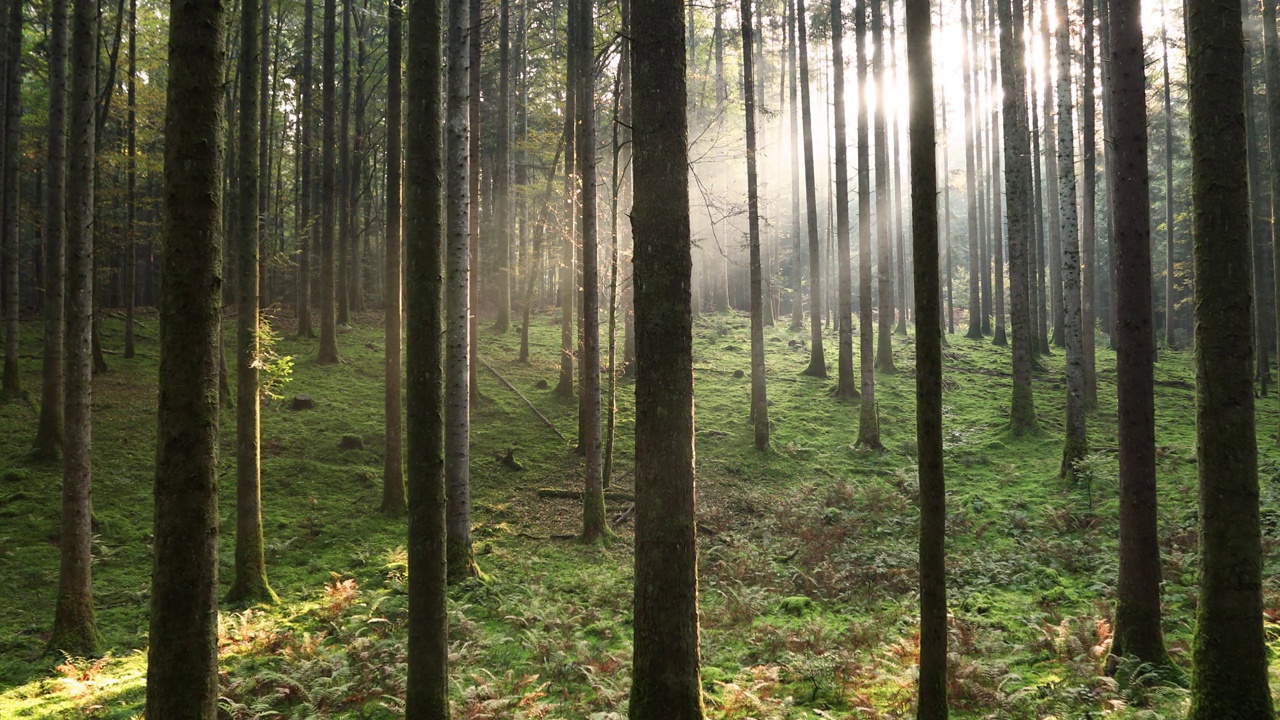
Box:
612;503;635;527
537;488;636;502
478;354;567;442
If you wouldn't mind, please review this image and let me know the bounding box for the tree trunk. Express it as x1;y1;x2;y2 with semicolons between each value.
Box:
854;0;881;448
555;0;577;399
446;0;478;579
146;0;223;712
996;0;1037;434
383;0;405;517
337;0;351;326
50;0;101;659
316;0;340;363
35;0;68;459
468;0;481;397
123;0;137;360
628;0;703;707
1081;0;1097;403
873;0;897;373
1057;0;1086;475
743;0;771;450
494;0;513;332
788;0;804;331
0;0;21;399
1264;0;1280;419
297;0;315;338
797;0;827;377
228;0;276;605
405;0;449;709
1185;0;1274;714
831;0;855;400
961;0;981;339
906;0;946;711
1041;0;1062;348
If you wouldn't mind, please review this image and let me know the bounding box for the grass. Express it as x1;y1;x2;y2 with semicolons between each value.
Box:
1;305;1279;718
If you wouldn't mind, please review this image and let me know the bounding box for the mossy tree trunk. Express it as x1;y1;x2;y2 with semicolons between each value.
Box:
628;0;704;707
1057;0;1086;475
996;0;1037;435
317;0;340;364
906;0;946;713
383;0;406;518
743;0;770;451
146;0;224;711
34;0;68;460
855;0;881;449
830;0;856;402
229;0;277;606
1108;0;1168;669
1185;0;1275;715
446;0;479;580
405;0;450;710
50;0;100;658
797;0;827;378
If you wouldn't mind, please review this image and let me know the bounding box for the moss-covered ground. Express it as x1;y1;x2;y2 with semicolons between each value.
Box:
2;308;1280;718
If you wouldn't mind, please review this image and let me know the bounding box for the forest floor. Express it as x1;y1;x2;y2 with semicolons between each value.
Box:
2;308;1280;719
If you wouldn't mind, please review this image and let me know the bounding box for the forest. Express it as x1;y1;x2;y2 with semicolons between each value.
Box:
0;0;1278;715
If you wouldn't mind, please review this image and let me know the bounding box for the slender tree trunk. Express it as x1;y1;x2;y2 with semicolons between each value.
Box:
383;0;405;517
297;0;315;338
962;0;981;339
832;0;855;400
316;0;340;363
1264;0;1280;416
996;0;1037;434
788;0;804;331
874;0;897;373
146;0;223;711
985;0;1005;347
259;0;272;308
1185;0;1274;713
1057;0;1086;475
405;0;449;708
555;0;577;399
468;0;481;397
1081;0;1097;402
906;0;945;712
890;0;909;337
51;0;102;657
494;0;513;332
1161;19;1176;351
228;0;276;605
854;0;880;446
445;0;478;579
123;0;137;360
743;0;770;449
1041;0;1062;347
797;0;827;377
35;0;69;459
628;0;703;704
337;0;351;326
0;0;21;399
1107;0;1169;669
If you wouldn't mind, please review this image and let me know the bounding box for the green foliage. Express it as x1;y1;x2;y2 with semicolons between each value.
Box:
254;319;295;400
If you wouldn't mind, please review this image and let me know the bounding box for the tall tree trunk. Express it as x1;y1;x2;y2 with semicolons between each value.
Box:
50;0;101;658
873;0;897;373
788;0;804;331
832;0;855;400
1041;0;1062;347
556;0;577;399
35;0;68;459
351;0;367;312
961;0;981;339
228;0;276;605
797;0;827;377
986;0;1006;347
1108;0;1169;669
1264;0;1280;416
890;0;909;337
0;0;20;399
383;0;405;517
494;0;513;331
297;0;315;338
468;0;481;397
855;0;881;447
446;0;478;579
316;0;340;363
906;0;945;712
259;0;272;308
1081;0;1097;403
996;0;1037;434
1185;0;1274;714
337;0;351;325
1161;16;1176;351
146;0;223;712
123;0;137;360
578;0;608;542
627;0;703;705
1057;0;1086;475
743;0;771;449
405;0;449;709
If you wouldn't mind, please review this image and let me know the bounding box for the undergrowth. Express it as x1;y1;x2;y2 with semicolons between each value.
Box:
0;309;1278;718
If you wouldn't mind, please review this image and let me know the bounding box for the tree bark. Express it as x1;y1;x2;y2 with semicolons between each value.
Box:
961;0;981;339
337;0;351;326
832;0;855;401
494;0;513;332
873;0;896;373
743;0;771;450
50;0;101;659
317;0;340;363
797;0;827;377
383;0;406;517
1081;0;1097;403
1185;0;1274;714
297;0;315;339
146;0;223;711
0;0;21;399
788;0;804;331
1041;0;1062;348
1057;0;1086;475
855;0;881;448
35;0;68;459
405;0;450;709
